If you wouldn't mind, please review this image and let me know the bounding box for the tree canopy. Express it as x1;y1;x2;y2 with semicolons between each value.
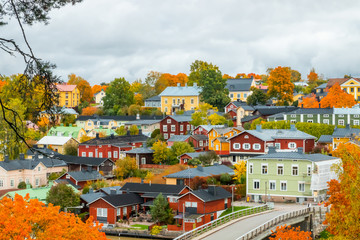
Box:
150;193;173;224
320;83;356;108
46;183;80;211
188;60;219;86
103;77;134;115
246;87;268;106
267;66;294;105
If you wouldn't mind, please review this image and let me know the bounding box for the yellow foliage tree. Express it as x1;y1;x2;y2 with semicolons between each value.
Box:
267;66;294;105
233;161;246;184
151;140;170;164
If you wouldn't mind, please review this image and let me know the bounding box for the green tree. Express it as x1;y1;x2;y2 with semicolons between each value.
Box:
220;173;232;185
207;113;227;125
188;60;219;86
198;151;219;166
267;66;294;106
46;183;80;211
151;140;170;164
113;157;138;180
170;142;194;159
246;87;268;106
61;114;76;126
17;182;27;189
190;103;218;127
199;69;230;110
127;104;141;115
64;142;78;156
150;193;173;224
151;129;161;138
129;125;139;135
115;125;127;136
103;78;134;115
289;68;301;82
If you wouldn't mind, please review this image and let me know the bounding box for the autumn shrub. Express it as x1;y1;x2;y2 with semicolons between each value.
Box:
17;181;27;189
190;176;208;190
220;173;232;185
269;225;312;240
150;225;162;235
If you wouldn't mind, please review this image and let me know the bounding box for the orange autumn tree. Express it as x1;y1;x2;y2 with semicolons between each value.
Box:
222;74;234;79
324;143;360;239
92;85;107;96
300;94;319;108
267;66;294;105
307;70;318;84
155;73;189;94
269;225;312;240
81;106;98;116
320;83;356;108
0;194;107;239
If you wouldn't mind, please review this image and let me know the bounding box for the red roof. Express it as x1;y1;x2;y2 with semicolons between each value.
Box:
56;84;77;92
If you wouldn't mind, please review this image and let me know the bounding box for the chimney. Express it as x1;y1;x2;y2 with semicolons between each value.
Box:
256;125;262;132
290;124;296;131
208;186;216;196
136;113;140;120
34;152;38;161
138;129;142;135
268;146;277;154
96;133;100;139
19;153;25;160
110;133;114;138
297;147;304;153
177;83;180;87
197;165;203;172
4;155;9;163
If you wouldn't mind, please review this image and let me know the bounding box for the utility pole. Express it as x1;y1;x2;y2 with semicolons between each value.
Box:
265;181;267;204
232;185;234;213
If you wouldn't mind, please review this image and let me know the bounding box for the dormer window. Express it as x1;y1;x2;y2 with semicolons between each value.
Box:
244;135;249;139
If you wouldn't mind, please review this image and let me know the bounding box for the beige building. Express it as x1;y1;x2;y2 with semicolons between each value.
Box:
36;136;79;154
94;89;106;106
123;119;160;136
159;83;201;115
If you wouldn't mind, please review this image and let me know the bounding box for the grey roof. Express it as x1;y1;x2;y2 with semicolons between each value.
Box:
159;86;201;96
318;135;333;143
193;125;225;132
121;182;186;195
231;128;316;141
251;151;338;162
102;193;143;207
267;112;286;121
81;133;148;145
286;108;333;115
65;171;104;182
253;106;298;116
189;135;208;141
215;137;228;143
125;147;154;154
0;156;66;171
75;115;164;122
80;192;107;203
316;83;328;89
180;152;208;159
165;164;234;179
191;187;231;202
145;95;161;101
168;115;192;123
124;119;160;125
226;78;253;92
167;135;191;142
213;127;235;135
100;186;123;195
56;155;113;166
55;179;80;189
332;126;360;138
241;115;260;123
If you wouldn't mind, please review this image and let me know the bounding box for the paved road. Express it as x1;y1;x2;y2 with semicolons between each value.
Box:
201;210;288;240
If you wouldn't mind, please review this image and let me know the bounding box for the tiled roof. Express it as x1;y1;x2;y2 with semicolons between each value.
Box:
121;182;186;195
159;86;201;97
251;150;339;162
318;135;333;143
145;95;161;101
80;133;148;145
332;126;360;138
37;136;75;145
165;164;234;179
253;106;298;116
102;193;143;207
65;171;104;182
167;135;191;142
56;155;113;166
240;115;260;123
56;84;77;92
125;147;154;154
327;78;349;88
226;78;253;92
191;187;231;202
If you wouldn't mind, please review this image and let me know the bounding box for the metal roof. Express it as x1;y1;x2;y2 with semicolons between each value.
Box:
251;151;339;162
193;125;225;132
37;136;76;145
334;105;360;115
159;86;201;97
318;135;333;143
121;182;186;195
226;78;253;92
190;186;231;202
65;171;104;182
332;126;360;137
124;119;161;125
232;127;316;141
101;193;143;207
285;108;333;115
80;192;107;204
179;152;208;159
167;115;193;123
165;164;234;179
125;147;154;154
145;95;161;101
56;155;113;166
167;135;191;142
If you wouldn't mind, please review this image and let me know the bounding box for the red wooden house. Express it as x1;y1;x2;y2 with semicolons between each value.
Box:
160;115;193;140
78;131;148;161
192;125;224;136
88;193;143;224
168;186;232;231
57;170;104;190
166;135;191;147
228;125;316;160
188;135;209;151
179;152;208;165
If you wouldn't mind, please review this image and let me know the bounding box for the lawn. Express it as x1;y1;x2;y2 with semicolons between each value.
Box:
219;206;249;218
130;224;149;230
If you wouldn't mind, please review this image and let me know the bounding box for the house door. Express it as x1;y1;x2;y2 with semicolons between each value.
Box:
177;179;184;185
211;213;214;221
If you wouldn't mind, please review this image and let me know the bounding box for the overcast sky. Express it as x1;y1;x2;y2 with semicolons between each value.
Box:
1;0;360;85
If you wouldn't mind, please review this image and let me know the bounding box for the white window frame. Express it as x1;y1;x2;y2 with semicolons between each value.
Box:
141;157;146;165
338;119;345;126
10;179;14;187
233;143;241;150
244;135;249;139
180;125;183;131
354;120;359;126
269;180;276;190
275;143;281;149
167;119;171;124
114;151;118;159
163;125;167;132
324;114;329;117
199;141;203;147
307;165;312;176
277;164;284;175
291;114;296;118
97;208;107;217
249;163;253;174
292;165;299;176
307;114;313;118
288;142;297;149
298;182;305;192
164;133;168;139
164;98;168;104
164;107;168;113
171;125;176;132
261;164;268;175
242;143;251;150
108;151;112;158
187;125;190;131
82;152;86;157
35;178;40;186
253;143;261;150
323;119;329;124
280;181;287;191
123;207;127;215
88;152;93;157
253;180;260;190
99;152;103;158
191;98;194;104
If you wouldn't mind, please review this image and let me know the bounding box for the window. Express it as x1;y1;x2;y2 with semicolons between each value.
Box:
277;165;284;175
99;152;103;158
141;157;146;165
253;180;260;190
168;197;177;203
167;119;171;124
288;142;297;149
187;125;190;131
269;181;276;190
291;114;296;118
171;125;176;132
307;120;313;123
199;141;203;147
185;202;197;208
180;125;183;131
354;115;359;118
339;114;344;117
230;93;233;98
87;121;92;126
253;143;261;150
163;125;168;132
261;164;268;174
298;182;305;192
215;145;219;150
323;119;329;124
82;152;86;157
177;98;180;104
233;143;241;150
66;175;70;179
172;99;175;105
244;94;247;98
292;165;299;176
164;98;168;104
0;180;3;187
97;208;107;217
191;98;194;104
117;208;120;216
65;100;68;106
164;133;168;139
237;94;240;99
307;165;312;176
65;93;69;99
35;178;40;186
123;207;127;215
338;120;345;126
114;151;118;159
243;143;251;150
108;151;112;158
88;152;93;157
10;179;14;187
164;107;168;113
38;167;41;171
324;114;329;117
244;135;249;139
275;143;281;149
249;163;253;174
290;120;296;124
351;87;354;92
280;181;287;191
307;114;313;118
354;120;359;125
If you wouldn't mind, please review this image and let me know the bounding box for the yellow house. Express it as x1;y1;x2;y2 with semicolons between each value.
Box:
56;84;80;108
318;126;360;151
293;92;304;102
84;119;118;131
340;78;360;101
208;127;243;151
226;78;256;102
159;83;201;115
